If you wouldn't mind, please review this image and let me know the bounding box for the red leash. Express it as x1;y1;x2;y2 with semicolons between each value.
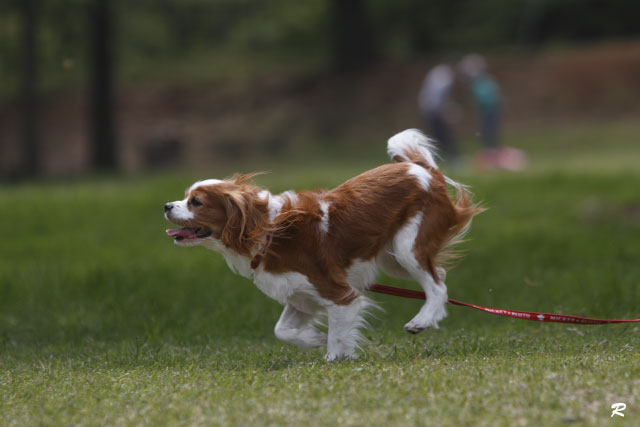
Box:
368;283;640;325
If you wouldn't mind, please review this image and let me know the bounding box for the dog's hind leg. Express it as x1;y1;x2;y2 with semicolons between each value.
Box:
274;304;327;349
403;267;448;333
376;242;413;280
392;213;449;334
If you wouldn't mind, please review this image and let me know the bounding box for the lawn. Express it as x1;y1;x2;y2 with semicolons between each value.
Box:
1;121;639;425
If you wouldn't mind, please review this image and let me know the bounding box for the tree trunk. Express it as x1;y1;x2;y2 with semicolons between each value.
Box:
21;0;39;176
329;0;376;73
89;0;117;170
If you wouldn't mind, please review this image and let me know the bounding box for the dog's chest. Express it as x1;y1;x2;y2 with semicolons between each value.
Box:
252;269;318;305
205;239;320;306
204;241;254;279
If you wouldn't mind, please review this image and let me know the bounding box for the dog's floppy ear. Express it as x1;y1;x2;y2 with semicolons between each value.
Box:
221;189;269;255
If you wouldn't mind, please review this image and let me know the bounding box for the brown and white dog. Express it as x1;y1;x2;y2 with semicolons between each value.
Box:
164;130;482;361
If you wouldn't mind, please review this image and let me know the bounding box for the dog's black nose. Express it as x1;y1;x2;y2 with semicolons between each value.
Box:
164;203;173;213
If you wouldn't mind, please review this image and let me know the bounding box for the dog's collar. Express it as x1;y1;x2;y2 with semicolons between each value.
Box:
250;234;272;269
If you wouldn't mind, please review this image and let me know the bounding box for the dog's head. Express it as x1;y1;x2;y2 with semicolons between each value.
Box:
164;174;270;255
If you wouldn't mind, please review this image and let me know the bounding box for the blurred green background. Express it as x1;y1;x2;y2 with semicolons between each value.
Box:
1;0;640;176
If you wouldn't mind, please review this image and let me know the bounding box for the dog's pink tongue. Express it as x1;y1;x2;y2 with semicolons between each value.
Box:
166;228;197;238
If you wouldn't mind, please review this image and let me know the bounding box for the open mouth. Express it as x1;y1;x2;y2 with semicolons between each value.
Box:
166;227;212;241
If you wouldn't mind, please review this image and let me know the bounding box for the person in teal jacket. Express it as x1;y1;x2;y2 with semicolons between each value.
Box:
459;54;501;149
459;54;526;171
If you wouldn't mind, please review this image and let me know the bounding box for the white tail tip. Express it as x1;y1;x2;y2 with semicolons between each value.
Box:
387;129;439;169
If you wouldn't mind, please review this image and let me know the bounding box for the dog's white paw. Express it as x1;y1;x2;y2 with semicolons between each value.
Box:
404;305;447;334
324;352;357;362
404;318;437;334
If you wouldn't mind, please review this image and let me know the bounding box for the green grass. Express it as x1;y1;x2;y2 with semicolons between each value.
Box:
1;122;640;425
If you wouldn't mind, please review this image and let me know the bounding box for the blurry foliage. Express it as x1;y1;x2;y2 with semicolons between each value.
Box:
0;0;639;99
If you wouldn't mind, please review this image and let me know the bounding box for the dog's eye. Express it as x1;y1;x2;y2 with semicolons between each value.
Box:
191;197;202;207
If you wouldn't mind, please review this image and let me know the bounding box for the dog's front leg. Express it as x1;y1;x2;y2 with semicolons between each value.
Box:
325;296;366;362
274;304;327;349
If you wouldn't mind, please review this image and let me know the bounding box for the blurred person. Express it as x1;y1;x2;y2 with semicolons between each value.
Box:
459;54;526;171
418;63;460;163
